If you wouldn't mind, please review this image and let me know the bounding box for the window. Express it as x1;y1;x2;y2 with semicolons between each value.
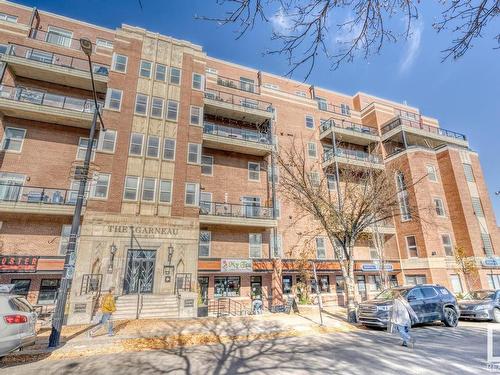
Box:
263;83;279;90
296;91;307;97
46;26;72;48
370;245;379;260
199;231;211;257
166;100;179;121
139;60;152;78
151;97;164;118
112;53;127;72
200;192;213;214
367;275;382;292
1;127;26;152
305;115;314;129
249;234;262;258
170;67;181;85
396;171;411;221
442;234;453;256
76;137;96;160
283;275;293;294
270;233;282;258
317;97;327;110
0;44;8;54
97;130;116;153
206;67;218;74
434;198;446;217
482;233;494;256
123;176;139;200
105;88;122;111
309;172;320;187
450;275;463;294
426;165;437;182
405;275;426;286
96;38;113;49
90;173;110;199
405;235;418;258
0;12;18;23
163;138;176;160
318;275;330;293
471;197;484;217
192;73;204;90
10;280;30;297
129;133;144;156
155;64;167;81
248;162;260;181
316;237;326;259
135;94;148;115
214;276;240;297
187;143;201;164
185;183;199;206
201;155;214;176
307;142;317;158
327;174;337;191
487;274;500;289
37;279;61;304
463;163;474;182
335;276;344;292
240;77;255;92
146;136;160;158
141;178;156;201
341;104;351;116
190;106;202;125
159;180;172;203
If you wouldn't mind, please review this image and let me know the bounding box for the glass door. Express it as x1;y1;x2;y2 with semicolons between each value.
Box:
123;249;156;294
251;276;262;300
242;196;261;218
200;192;213;214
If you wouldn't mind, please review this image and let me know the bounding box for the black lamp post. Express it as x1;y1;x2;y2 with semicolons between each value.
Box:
48;38;106;348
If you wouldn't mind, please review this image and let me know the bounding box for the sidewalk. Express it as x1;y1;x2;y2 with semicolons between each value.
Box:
1;307;356;366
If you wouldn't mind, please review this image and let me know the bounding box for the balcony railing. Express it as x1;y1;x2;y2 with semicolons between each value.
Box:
381;117;466;141
4;43;109;76
0;84;102;113
320;119;379;137
204;90;273;113
0;183;82;206
29;28;88;52
199;201;274;220
203;121;271;144
216;76;260;94
323;148;382;164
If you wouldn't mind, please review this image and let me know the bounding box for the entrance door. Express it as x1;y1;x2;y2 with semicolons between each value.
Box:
242;196;261;218
251;276;262;300
123;249;156;294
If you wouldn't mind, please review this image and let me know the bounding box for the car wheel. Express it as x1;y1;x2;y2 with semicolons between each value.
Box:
493;308;500;323
443;307;458;327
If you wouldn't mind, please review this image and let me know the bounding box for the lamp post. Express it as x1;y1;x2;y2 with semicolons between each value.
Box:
48;38;105;348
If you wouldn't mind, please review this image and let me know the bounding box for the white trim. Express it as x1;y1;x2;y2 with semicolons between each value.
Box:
134;93;149;116
1;126;26;153
90;172;111;200
192;72;204;91
139;60;153;79
184;182;200;206
129;132;144;156
189;105;203;126
146;135;160;158
249;233;263;258
105;88;123;112
305;114;315;129
187;143;201;165
158;179;173;204
162;138;176;161
433;197;446;217
141;177;157;202
201;155;214;176
166;100;179;122
199;230;212;257
248;162;261;181
405;235;418;258
97;129;117;154
123;176;140;201
111;52;128;73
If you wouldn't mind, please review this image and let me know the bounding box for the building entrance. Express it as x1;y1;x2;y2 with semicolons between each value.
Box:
123;249;156;294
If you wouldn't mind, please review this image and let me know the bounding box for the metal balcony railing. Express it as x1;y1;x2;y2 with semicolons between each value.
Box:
4;43;109;76
323;148;383;164
317;100;351;117
381;117;466;141
320;119;379;137
29;28;89;52
216;75;260;94
199;201;274;220
204;89;273;113
0;183;83;206
0;84;102;114
203;121;271;145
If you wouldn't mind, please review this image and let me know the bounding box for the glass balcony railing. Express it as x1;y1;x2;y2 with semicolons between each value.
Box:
323;148;382;164
199;201;274;220
381;117;466;141
3;43;109;76
320;119;379;137
0;84;102;114
204;89;273;113
0;183;83;207
203;121;271;145
216;76;260;94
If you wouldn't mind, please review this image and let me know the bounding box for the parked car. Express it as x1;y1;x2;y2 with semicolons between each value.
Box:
458;290;500;322
0;290;37;358
358;284;459;328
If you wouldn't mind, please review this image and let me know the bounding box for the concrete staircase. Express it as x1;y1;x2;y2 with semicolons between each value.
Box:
112;294;179;320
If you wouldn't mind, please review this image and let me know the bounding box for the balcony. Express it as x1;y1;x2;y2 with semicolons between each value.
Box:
381;116;468;148
0;85;100;128
199;201;277;228
215;76;260;94
0;183;82;215
1;44;109;93
322;148;384;170
202;122;272;156
319;119;379;145
29;28;88;52
204;90;273;124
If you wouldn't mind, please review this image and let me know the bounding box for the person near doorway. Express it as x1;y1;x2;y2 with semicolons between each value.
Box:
89;287;116;337
389;294;419;348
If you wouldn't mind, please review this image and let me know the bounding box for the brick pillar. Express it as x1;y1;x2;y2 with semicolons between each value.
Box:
271;259;283;306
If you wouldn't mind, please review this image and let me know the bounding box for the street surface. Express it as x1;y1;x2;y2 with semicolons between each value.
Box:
1;321;490;374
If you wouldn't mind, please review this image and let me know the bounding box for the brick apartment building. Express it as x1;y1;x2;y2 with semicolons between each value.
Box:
0;0;498;322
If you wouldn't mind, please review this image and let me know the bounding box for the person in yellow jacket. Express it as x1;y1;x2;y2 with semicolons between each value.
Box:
89;287;116;337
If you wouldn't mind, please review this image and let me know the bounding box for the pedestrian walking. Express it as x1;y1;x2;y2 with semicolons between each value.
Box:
389;294;419;348
89;287;116;337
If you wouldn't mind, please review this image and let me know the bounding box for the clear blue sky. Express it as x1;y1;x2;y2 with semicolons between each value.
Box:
16;0;500;223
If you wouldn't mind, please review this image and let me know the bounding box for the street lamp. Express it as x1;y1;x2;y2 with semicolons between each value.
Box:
48;37;106;348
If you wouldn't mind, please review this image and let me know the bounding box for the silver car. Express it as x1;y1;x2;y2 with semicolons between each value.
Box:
0;293;37;358
459;290;500;322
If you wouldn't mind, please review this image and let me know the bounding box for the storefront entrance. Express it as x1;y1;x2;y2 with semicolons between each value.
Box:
251;276;262;300
123;249;156;294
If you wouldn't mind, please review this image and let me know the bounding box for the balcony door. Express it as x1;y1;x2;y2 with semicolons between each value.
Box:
200;192;213;214
0;173;25;201
242;196;261;218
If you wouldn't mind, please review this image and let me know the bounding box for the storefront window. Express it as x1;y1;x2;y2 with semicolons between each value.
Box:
10;279;31;297
367;275;382;292
488;274;500;289
37;279;60;304
282;275;292;294
335;275;344;292
214;276;240;297
389;275;398;287
356;275;367;298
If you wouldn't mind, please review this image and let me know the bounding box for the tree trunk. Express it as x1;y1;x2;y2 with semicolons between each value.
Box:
340;255;357;323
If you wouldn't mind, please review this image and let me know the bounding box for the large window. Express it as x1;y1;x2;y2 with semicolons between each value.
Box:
163;138;176;160
97;129;116;153
10;279;30;297
141;178;156;201
129;133;144;156
1;127;26;152
185;183;199;206
155;64;167;81
199;231;211;257
90;173;110;199
442;234;454;256
248;162;260;181
76;137;96;160
124;176;139;201
214;276;240;297
166;100;179;121
135;94;149;115
187;143;201;164
146;136;160;158
151;97;164;118
249;233;262;258
405;236;418;258
367;275;382;292
46;26;72;47
487;274;500;289
37;279;61;304
192;73;204;90
405;275;426;286
309;172;320;187
316;237;326;259
112;53;128;73
0;12;18;23
170;67;181;85
139;60;152;78
201;155;214;176
105;88;123;111
341;103;350;116
190;106;202;125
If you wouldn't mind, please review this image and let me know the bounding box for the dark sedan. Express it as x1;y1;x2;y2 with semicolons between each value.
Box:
458;290;500;322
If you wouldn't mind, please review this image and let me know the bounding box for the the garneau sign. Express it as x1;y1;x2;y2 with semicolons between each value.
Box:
107;225;179;236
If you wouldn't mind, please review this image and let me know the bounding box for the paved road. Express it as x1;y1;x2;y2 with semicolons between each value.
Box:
1;321;492;374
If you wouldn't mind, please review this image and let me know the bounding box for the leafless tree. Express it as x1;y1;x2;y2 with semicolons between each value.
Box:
200;0;499;78
276;138;426;322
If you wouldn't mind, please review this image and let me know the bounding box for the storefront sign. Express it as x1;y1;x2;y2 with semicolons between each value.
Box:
482;257;500;268
184;299;194;308
221;259;253;273
0;256;38;273
361;263;393;272
106;225;179;236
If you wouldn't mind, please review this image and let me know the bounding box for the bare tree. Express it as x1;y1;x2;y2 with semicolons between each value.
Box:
276;138;425;322
200;0;499;78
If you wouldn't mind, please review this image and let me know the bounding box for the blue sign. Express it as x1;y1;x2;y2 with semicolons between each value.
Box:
482;257;500;267
361;263;394;272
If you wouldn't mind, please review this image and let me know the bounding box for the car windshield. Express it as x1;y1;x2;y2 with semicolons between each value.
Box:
463;291;496;301
375;288;408;300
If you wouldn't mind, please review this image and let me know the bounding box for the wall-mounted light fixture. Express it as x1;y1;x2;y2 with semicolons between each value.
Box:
167;244;174;265
108;243;118;273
